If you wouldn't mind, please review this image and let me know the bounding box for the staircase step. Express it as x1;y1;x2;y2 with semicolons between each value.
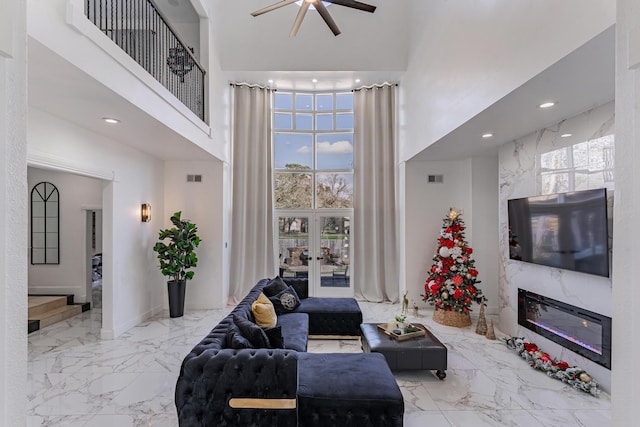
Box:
28;320;40;334
29;304;83;329
28;296;68;318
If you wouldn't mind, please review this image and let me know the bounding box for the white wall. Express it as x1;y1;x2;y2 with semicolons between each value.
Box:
163;160;226;310
28;107;166;338
27;167;103;303
470;156;499;312
401;0;615;162
497;101;614;391
0;0;28;424
403;157;499;314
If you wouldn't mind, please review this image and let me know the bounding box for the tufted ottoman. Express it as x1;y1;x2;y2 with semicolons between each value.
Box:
360;323;447;379
295;297;363;337
297;353;404;427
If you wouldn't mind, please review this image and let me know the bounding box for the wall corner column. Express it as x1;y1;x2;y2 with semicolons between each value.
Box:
613;1;640;424
0;0;28;424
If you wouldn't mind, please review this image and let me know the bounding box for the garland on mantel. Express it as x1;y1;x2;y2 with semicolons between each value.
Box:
504;337;600;397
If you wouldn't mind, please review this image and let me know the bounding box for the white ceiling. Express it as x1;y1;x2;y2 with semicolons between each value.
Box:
27;1;615;162
412;25;615;161
210;0;411;90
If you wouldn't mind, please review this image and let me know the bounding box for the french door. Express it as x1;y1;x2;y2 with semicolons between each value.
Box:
277;212;352;297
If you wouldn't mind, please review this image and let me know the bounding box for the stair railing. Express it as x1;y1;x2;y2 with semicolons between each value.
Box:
85;0;206;121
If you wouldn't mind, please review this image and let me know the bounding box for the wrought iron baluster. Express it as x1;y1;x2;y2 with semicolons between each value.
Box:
83;0;206;121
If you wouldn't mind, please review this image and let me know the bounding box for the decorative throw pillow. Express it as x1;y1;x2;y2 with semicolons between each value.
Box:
251;292;277;328
226;327;254;349
263;326;285;349
263;276;289;297
233;314;270;348
269;286;301;314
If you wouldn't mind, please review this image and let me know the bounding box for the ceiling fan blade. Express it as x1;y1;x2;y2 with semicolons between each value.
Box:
322;0;376;13
251;0;298;17
290;1;311;37
315;1;341;36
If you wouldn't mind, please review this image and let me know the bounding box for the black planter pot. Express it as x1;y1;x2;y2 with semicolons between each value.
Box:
168;280;186;318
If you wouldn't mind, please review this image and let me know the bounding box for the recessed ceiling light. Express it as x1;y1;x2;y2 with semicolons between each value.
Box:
312;78;318;83
561;133;572;138
538;102;556;109
103;117;120;124
355;78;361;83
482;133;493;139
268;79;274;84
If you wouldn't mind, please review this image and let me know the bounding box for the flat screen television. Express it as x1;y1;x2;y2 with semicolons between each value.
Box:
508;188;609;277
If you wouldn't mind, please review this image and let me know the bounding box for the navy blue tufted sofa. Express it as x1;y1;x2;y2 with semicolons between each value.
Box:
175;278;404;427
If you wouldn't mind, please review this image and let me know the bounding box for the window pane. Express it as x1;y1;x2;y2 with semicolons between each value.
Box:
275;92;293;110
275;172;313;208
46;217;58;232
274;133;313;169
319;215;350;288
316;94;333;111
541;172;569;194
317;134;353;170
316;114;333;130
46;249;59;264
46;232;58;248
32;248;45;264
336;93;353;110
32;232;45;248
278;216;310;278
32;201;45;217
572;142;588;168
296;114;313;130
46;202;58;217
335;113;353;130
540;147;569;171
275;113;292;130
296;94;313;111
316;173;353;208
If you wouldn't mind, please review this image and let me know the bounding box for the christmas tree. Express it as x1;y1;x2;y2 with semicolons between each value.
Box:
422;208;484;313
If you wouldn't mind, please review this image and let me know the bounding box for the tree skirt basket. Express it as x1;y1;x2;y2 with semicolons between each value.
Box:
433;309;471;327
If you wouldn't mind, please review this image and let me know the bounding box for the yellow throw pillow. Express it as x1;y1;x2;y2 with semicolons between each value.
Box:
252;292;277;328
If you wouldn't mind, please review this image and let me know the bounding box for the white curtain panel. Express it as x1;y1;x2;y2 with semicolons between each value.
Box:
228;85;276;303
353;84;399;302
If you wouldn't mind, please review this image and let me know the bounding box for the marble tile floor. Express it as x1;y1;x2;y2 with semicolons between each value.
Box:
27;301;611;426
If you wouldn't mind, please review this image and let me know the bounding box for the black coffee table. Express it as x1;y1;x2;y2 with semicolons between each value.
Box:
360;323;447;379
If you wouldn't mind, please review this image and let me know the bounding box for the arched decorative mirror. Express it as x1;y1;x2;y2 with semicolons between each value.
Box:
31;182;59;264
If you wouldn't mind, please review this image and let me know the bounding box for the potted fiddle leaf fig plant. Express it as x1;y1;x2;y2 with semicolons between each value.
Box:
153;211;201;318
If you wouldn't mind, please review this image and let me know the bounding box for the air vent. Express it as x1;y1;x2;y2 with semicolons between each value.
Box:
187;174;202;183
427;174;443;184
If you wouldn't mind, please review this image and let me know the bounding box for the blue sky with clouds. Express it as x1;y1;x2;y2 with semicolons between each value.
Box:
275;132;353;170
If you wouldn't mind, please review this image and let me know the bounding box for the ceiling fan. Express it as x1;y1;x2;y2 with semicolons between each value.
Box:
251;0;377;37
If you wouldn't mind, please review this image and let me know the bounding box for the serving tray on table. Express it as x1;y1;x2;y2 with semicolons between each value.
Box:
377;323;427;341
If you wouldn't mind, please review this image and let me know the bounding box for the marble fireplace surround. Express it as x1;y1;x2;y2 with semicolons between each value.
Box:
498;101;614;391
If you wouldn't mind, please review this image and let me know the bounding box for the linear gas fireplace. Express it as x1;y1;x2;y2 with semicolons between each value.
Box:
518;289;611;369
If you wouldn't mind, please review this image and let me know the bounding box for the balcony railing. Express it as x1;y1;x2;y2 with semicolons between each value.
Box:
85;0;205;121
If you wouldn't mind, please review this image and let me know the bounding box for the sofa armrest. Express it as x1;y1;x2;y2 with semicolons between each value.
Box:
175;348;298;426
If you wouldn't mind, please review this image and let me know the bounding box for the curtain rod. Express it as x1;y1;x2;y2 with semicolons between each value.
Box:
352;82;399;92
229;82;276;91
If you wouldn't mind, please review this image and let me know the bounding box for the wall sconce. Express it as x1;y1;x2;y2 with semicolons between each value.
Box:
141;203;151;222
